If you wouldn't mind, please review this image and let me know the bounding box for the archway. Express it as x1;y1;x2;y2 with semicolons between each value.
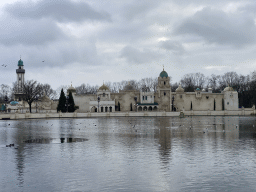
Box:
143;106;147;111
109;106;112;112
101;107;103;112
138;106;142;111
153;106;157;111
91;106;96;112
148;106;152;111
105;107;108;112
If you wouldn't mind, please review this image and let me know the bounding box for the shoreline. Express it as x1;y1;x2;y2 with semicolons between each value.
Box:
0;110;255;120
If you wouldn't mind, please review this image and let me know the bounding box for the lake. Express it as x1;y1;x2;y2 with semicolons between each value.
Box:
1;116;256;192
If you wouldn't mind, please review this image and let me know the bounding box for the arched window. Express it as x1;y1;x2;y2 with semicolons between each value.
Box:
103;93;105;97
164;81;166;85
164;92;166;96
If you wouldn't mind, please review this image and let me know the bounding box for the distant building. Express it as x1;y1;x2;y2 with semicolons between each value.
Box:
12;59;239;113
14;58;25;101
70;68;239;112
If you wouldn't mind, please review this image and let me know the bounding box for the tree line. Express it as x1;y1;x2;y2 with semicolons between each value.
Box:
1;71;255;111
74;71;256;108
0;80;76;113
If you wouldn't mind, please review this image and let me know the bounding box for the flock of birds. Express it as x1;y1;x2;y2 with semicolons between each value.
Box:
1;60;45;68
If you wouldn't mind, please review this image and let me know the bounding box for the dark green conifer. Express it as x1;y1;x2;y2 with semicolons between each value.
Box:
68;91;76;112
57;89;66;112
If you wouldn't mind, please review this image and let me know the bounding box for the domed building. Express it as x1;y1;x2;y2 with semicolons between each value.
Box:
88;83;115;113
155;67;172;111
176;85;184;92
63;68;240;113
67;83;76;94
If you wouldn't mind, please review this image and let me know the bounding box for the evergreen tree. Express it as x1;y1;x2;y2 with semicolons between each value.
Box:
68;91;76;112
57;89;66;112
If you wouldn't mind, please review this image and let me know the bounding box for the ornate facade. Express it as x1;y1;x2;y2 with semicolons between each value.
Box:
14;59;26;101
71;69;239;113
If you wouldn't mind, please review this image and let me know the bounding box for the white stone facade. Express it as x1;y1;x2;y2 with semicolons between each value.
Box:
67;69;240;113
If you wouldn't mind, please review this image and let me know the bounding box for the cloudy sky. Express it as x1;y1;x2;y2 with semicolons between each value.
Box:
1;0;256;89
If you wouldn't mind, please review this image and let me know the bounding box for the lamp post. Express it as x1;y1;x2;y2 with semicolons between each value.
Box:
35;96;38;113
172;96;174;111
134;96;137;112
4;94;8;113
97;96;100;113
66;96;69;112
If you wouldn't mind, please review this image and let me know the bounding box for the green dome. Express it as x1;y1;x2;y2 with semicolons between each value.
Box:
160;70;168;78
18;59;23;66
196;88;201;91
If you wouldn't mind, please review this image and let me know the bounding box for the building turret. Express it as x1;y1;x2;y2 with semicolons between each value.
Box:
16;58;25;93
15;58;25;101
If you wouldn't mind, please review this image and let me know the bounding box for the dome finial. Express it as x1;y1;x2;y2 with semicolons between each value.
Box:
71;81;72;87
163;65;164;71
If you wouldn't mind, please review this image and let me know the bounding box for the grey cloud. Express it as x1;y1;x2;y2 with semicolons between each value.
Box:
159;40;185;55
123;1;160;21
120;46;162;64
174;7;256;47
239;2;256;14
0;17;66;46
5;0;111;22
23;37;101;68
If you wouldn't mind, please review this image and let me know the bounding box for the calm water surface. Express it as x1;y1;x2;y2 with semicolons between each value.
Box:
1;116;256;192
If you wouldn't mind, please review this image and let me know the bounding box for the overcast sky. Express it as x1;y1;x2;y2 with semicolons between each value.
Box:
1;0;256;89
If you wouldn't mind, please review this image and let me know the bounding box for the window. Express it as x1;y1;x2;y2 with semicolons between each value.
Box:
164;92;166;96
206;96;209;99
103;93;105;97
180;95;182;99
143;96;144;100
146;96;147;100
164;81;166;85
227;102;229;105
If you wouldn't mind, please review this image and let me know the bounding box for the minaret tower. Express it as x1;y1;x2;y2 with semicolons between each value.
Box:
15;58;25;100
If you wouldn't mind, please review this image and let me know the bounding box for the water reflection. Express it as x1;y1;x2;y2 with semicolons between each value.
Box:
1;116;256;191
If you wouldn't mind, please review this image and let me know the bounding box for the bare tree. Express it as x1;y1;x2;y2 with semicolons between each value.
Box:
138;77;158;92
55;85;69;97
219;72;239;90
180;73;205;92
41;83;55;99
171;82;179;92
207;74;221;93
23;80;43;113
180;73;195;92
250;70;256;82
0;84;11;102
